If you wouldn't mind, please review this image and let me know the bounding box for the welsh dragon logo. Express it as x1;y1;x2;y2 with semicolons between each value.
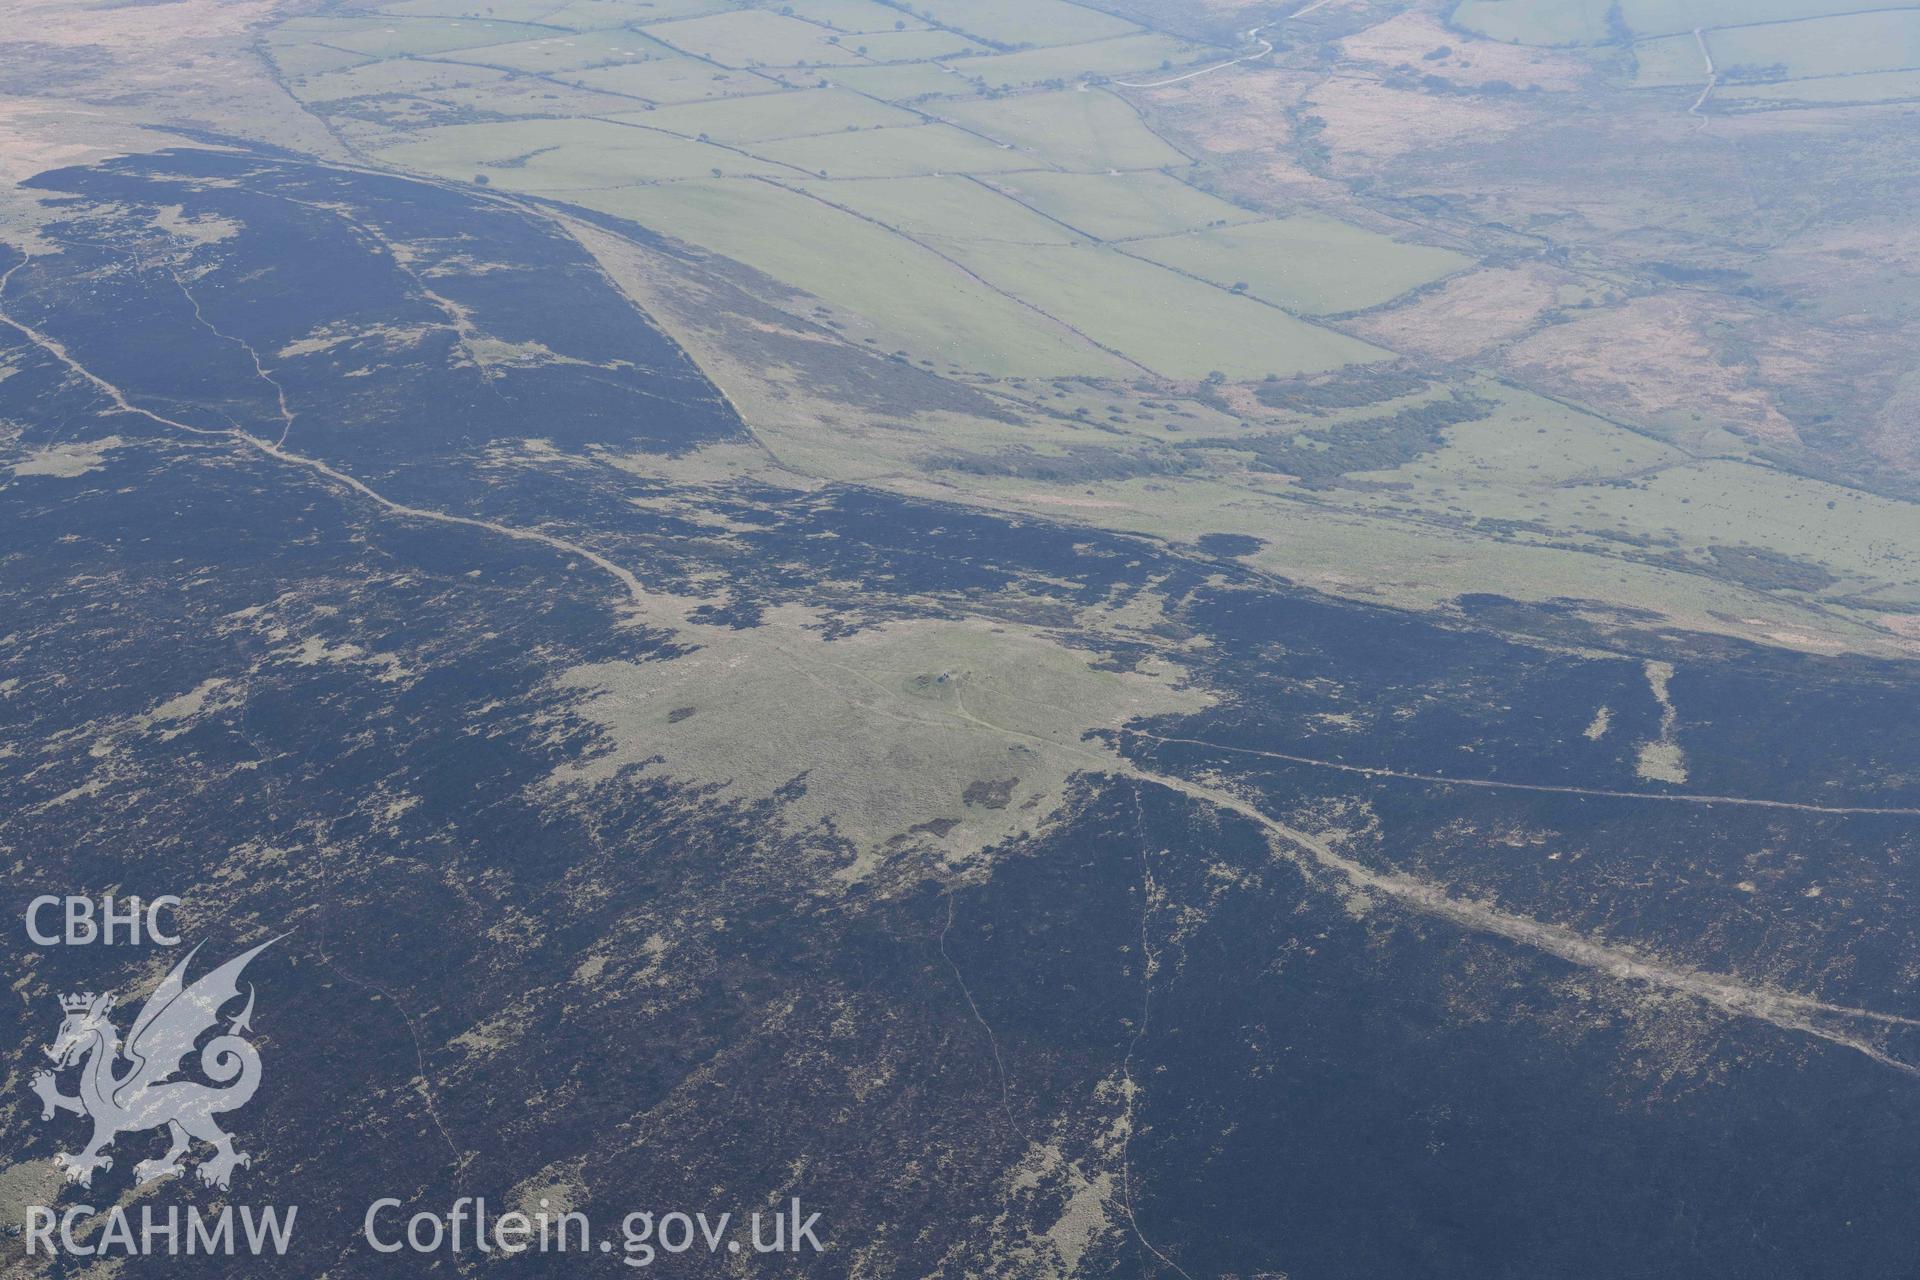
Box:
31;940;275;1191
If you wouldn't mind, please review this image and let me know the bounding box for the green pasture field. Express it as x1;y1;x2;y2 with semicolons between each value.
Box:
1629;34;1707;89
891;0;1140;46
822;63;966;99
939;459;1891;650
1724;67;1920;104
891;381;1904;643
943;240;1389;379
266;38;372;79
780;0;933;32
579;179;1133;377
946;34;1215;89
1619;0;1920;39
836;29;990;60
985;171;1258;241
371;0;730;26
628;87;922;142
1447;0;1615;46
570;58;780;102
1123;215;1471;315
629;0;792;19
527;0;657;29
1706;11;1920;82
642;9;869;66
1358;392;1920;606
376;0;582;22
441;30;674;73
1618;462;1920;600
430;73;653;117
1381;388;1685;487
934;90;1187;171
542;0;744;23
288;15;560;58
751;123;1041;178
788;175;1076;244
1455;0;1920;52
373;119;791;189
290;54;505;102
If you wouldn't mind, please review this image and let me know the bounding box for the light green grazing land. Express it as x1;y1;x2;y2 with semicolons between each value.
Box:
373;118;789;188
577;179;1139;378
987;171;1260;241
295;15;560;58
824;63;969;99
1706;11;1920;82
642;9;869;66
626;87;923;143
1448;0;1617;46
789;175;1078;245
1630;34;1710;89
934;91;1188;171
838;29;990;60
379;0;597;21
267;40;374;80
779;0;934;33
570;58;779;103
442;30;674;73
1619;0;1920;39
891;0;1141;45
948;34;1215;89
942;240;1391;379
1123;216;1472;315
750;124;1044;179
1723;68;1920;103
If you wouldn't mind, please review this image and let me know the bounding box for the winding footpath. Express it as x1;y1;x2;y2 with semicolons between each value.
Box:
945;695;1920;1079
1123;729;1920;818
1113;24;1275;89
1112;0;1342;90
1136;757;1920;1078
1689;27;1719;117
0;261;659;613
